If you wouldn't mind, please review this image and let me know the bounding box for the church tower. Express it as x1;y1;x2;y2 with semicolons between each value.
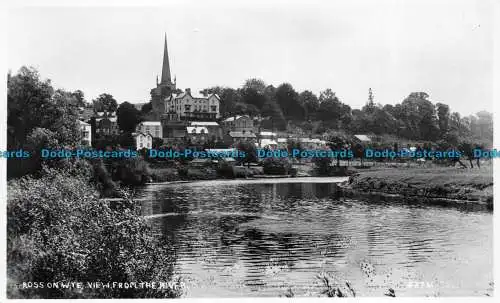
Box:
150;33;176;118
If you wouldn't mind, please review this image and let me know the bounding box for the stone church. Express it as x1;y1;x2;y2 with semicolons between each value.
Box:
150;34;220;122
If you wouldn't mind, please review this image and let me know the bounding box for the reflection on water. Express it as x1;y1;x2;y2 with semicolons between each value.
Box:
137;178;492;297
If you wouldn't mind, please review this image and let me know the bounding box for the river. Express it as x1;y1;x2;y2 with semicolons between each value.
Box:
137;177;493;297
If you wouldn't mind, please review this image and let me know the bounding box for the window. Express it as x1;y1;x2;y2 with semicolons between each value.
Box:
185;105;191;111
211;106;217;112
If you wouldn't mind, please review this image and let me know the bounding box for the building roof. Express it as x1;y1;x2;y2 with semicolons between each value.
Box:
205;148;237;153
229;131;256;138
78;120;91;126
299;138;327;144
95;111;116;117
260;139;278;147
186;126;209;134
260;131;277;137
170;91;220;100
191;121;219;126
223;115;249;122
139;121;161;126
161;33;172;85
354;134;372;142
132;132;153;138
96;117;117;123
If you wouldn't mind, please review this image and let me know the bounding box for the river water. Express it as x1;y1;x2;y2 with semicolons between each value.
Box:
137;177;493;297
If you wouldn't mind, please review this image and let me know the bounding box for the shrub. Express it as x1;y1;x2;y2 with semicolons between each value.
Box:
262;157;292;175
313;156;332;176
110;157;152;186
7;168;182;298
216;162;235;178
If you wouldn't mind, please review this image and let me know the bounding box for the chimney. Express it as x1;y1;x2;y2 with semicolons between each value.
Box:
185;88;191;95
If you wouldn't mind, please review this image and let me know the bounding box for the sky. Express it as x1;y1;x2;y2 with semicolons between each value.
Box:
6;0;494;116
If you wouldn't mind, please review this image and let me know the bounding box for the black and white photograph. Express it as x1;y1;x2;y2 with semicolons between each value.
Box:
1;0;497;300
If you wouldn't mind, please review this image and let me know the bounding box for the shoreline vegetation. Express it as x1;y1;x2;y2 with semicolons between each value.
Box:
147;160;493;211
342;166;493;211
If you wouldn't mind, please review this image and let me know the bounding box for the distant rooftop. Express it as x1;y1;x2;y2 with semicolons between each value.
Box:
229;131;256;138
354;134;372;142
223;115;249;122
139;121;161;126
191;121;219;126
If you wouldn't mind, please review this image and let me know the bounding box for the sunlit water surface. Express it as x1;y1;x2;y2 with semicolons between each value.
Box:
137;178;492;297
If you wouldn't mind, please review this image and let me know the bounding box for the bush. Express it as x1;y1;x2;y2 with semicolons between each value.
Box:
313;156;332;176
7;168;182;298
110;157;152;186
216;162;235;178
262;157;292;175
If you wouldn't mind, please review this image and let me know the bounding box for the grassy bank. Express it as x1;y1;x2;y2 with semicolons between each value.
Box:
345;166;493;209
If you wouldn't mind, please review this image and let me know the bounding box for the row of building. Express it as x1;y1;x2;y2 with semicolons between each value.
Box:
77;35;329;151
78;109;328;150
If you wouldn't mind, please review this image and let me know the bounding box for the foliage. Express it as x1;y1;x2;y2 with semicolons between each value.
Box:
93;93;118;112
201;78;492;146
262;157;293;175
7;168;182;298
117;102;142;133
312;156;332;176
109;157;152;186
237;141;258;167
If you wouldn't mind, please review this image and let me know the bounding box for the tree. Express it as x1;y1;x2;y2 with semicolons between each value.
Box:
241;85;268;110
140;102;152;114
243;78;266;94
72;89;86;107
275;83;304;121
116;102;141;133
8;66;54;149
299;90;319;121
475;111;493;142
401;92;439;141
7;67;81;178
93;93;118;112
436;103;450;135
363;88;376;114
237;141;257;167
318;89;347;129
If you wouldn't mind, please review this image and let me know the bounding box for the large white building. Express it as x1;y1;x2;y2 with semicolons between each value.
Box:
165;88;220;121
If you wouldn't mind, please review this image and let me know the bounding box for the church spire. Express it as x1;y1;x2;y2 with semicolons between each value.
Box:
161;33;172;84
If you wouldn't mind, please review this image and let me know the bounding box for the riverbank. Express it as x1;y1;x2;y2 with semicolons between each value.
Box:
342;166;493;210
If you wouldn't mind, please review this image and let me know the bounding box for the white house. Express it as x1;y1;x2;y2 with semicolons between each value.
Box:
78;120;92;146
132;132;153;150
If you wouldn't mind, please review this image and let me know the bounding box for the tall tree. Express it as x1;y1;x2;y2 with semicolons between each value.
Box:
436;102;450;134
299;90;319;121
275;83;304;121
117;102;141;133
72;89;86;107
93;93;118;112
7;66;81;177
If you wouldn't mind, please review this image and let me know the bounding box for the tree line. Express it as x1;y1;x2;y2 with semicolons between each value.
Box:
198;79;493;146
